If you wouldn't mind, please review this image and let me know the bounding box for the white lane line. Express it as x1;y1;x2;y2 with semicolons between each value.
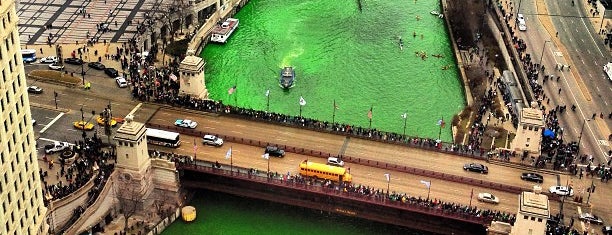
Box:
40;112;64;134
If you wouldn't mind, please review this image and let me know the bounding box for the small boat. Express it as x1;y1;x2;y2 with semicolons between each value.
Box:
211;18;239;43
279;67;295;89
430;10;444;18
399;37;404;50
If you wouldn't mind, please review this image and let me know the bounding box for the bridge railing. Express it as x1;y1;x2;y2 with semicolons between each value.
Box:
147;124;533;196
176;161;514;225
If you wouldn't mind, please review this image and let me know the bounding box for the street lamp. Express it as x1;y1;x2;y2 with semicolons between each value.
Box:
577;118;591;155
539;40;551;67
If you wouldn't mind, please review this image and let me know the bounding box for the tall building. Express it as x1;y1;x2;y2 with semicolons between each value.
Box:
0;0;49;234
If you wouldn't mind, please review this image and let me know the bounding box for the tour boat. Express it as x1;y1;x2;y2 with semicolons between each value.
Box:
211;18;239;43
279;67;295;89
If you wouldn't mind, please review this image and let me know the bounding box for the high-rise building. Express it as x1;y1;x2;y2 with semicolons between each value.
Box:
0;0;49;234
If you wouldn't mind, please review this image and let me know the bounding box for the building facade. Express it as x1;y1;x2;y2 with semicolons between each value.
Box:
511;107;544;157
0;0;49;234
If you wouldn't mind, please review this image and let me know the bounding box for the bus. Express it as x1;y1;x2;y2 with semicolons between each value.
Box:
20;49;37;63
298;160;352;183
145;128;181;147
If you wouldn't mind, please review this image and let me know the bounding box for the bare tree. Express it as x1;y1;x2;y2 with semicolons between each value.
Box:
158;0;190;38
113;173;145;232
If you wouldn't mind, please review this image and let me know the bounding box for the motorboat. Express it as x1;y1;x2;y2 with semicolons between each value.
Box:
279;67;295;89
211;18;239;43
430;10;444;18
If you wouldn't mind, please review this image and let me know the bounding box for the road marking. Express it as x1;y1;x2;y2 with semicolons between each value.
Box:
597;140;609;146
596;86;600;92
40;112;64;134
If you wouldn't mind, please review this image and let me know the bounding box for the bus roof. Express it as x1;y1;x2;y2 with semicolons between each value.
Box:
146;128;180;139
20;49;36;53
300;160;346;175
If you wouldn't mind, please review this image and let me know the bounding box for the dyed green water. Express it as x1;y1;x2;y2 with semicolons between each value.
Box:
202;0;464;141
161;190;427;235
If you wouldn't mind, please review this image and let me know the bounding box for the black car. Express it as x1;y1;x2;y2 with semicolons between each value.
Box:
64;57;84;65
104;68;119;78
265;146;285;157
88;62;106;70
521;172;543;183
463;163;488;174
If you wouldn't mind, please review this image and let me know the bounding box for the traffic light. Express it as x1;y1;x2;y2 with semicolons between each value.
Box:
54;91;58;97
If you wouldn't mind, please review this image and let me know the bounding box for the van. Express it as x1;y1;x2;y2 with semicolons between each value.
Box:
327;157;344;167
115;77;128;88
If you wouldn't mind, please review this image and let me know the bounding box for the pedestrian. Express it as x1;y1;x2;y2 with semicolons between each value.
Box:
557;76;560;82
556;32;559;37
592;113;596;119
558;88;561;94
39;48;43;54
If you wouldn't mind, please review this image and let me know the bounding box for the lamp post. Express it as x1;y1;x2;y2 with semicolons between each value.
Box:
539;40;551;67
80;53;85;86
586;179;594;204
577;119;590;155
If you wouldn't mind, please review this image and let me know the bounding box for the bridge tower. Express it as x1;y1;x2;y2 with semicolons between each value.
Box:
179;49;209;99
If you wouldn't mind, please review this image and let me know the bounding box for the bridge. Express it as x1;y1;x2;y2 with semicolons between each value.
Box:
176;160;493;235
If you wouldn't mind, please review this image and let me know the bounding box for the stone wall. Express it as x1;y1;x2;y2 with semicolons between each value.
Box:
47;175;96;232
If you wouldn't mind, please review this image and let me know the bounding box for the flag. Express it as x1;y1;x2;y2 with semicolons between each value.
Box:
401;112;407;119
333;100;339;110
367;106;373;119
228;85;236;95
225;147;232;159
384;173;390;182
420;180;431;189
437;117;446;128
265;89;270;97
299;96;306;106
193;138;198;153
262;153;269;159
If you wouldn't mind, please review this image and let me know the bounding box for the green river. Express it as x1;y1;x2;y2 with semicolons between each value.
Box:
168;0;464;233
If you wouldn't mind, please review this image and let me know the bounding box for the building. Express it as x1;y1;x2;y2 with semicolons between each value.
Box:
511;107;544;158
511;186;549;235
0;0;49;233
179;50;209;99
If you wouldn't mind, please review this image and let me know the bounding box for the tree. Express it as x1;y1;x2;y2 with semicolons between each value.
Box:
113;173;145;232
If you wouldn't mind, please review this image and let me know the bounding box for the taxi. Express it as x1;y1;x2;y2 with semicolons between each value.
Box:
96;116;118;127
73;121;95;131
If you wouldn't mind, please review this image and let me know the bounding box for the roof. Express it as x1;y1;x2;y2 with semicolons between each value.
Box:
519;191;549;218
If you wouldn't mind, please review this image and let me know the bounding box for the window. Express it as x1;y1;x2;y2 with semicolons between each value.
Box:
537;218;542;222
528;126;533;131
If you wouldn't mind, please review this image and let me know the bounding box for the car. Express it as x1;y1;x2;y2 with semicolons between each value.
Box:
327;157;345;167
603;226;612;235
174;119;198;129
265;146;285;157
477;193;500;204
202;135;224;146
517;14;525;22
96;116;117;127
27;86;43;94
463;163;488;174
64;57;84;65
44;141;70;154
48;62;65;70
39;56;58;63
115;77;128;88
518;23;527;31
32;119;37;125
579;213;604;225
104;67;119;78
73;121;94;131
521;172;543;183
549;186;574;196
88;62;106;70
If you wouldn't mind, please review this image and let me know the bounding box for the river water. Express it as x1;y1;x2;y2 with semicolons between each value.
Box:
161;189;430;235
201;0;465;141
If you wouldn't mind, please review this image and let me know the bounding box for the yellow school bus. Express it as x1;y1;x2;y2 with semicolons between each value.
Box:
298;160;352;183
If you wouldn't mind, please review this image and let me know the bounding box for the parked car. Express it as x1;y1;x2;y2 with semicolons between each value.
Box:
265;146;285;157
174;119;198;129
115;77;128;88
27;86;43;94
521;172;544;183
104;67;119;78
88;62;106;70
202;135;223;146
44;141;70;154
64;57;84;65
39;56;58;63
463;163;488;174
48;62;64;70
549;186;574;196
327;157;345;167
579;213;604;225
73;121;94;131
477;193;500;204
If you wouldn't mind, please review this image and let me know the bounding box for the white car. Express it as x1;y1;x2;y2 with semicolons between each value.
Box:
202;135;223;146
48;63;64;70
174;119;198;129
549;186;574;196
39;56;58;63
327;157;345;167
44;141;70;154
115;77;128;88
517;14;525;22
477;193;500;204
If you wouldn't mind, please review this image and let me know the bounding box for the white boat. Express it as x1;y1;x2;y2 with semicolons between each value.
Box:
211;18;239;43
430;10;444;18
